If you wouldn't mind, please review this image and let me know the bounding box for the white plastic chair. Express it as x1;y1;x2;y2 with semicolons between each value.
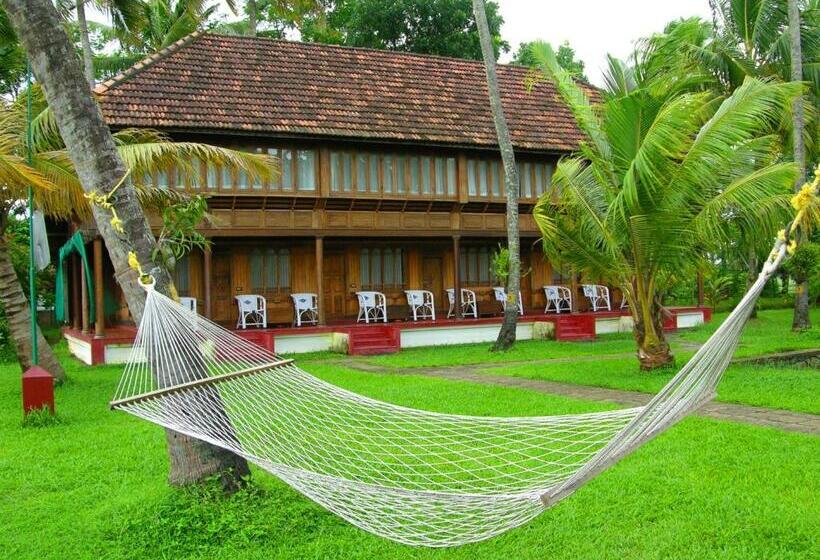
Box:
291;293;319;327
179;297;197;314
582;284;611;312
405;290;435;321
493;286;523;315
446;288;478;318
235;294;267;328
543;285;572;314
356;291;387;324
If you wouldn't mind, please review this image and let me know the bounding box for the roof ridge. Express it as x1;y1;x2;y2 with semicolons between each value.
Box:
203;32;531;71
94;31;205;95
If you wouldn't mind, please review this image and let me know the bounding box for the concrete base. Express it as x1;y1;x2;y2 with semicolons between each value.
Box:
63;307;712;363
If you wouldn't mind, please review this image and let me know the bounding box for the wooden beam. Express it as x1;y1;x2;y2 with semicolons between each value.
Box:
203;244;213;319
315;236;325;325
109;359;294;410
93;237;105;338
453;235;462;319
80;256;90;334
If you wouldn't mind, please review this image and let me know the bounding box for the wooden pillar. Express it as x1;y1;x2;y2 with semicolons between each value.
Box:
452;235;462;319
315;237;325;325
93;237;105;338
203;244;213;319
697;270;705;307
71;254;81;330
80;256;90;334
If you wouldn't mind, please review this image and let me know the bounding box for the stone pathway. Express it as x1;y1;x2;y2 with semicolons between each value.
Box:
341;359;820;436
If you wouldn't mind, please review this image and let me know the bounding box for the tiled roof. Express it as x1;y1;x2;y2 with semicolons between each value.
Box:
96;32;593;152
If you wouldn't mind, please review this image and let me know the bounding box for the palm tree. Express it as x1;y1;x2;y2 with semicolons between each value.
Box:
0;87;276;382
788;0;810;329
472;0;520;351
700;0;818;328
3;0;275;491
56;0;144;88
531;42;799;369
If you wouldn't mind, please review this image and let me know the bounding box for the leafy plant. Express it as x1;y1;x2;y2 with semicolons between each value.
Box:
152;195;210;274
531;41;798;369
21;406;63;428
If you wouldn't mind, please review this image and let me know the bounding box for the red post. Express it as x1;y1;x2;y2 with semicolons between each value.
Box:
22;366;54;415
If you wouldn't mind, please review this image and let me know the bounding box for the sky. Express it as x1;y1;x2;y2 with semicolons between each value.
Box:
90;0;716;86
494;0;714;84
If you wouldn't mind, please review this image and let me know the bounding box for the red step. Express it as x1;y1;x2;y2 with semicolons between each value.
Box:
347;326;400;355
554;315;596;341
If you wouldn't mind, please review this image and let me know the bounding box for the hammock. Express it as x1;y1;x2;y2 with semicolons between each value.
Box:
111;240;788;547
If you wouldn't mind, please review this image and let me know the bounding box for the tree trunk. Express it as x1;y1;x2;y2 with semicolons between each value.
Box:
746;247;758;319
0;214;66;382
788;0;810;331
633;297;673;371
247;0;257;36
472;0;520;351
75;0;95;89
2;0;249;490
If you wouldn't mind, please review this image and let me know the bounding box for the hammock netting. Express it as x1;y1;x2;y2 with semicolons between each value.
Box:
111;241;787;547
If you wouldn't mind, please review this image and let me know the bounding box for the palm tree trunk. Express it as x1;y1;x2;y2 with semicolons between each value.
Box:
632;275;673;370
788;0;810;331
247;0;257;36
472;0;520;351
2;0;250;490
746;247;758;319
0;213;66;382
75;0;95;89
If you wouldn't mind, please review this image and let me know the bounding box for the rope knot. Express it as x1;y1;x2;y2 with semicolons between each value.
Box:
128;251;154;287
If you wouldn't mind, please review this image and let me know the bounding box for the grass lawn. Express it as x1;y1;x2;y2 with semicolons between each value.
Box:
365;308;819;369
1;345;818;559
358;308;819;414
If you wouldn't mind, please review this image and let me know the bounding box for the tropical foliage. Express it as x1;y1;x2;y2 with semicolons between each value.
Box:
0;85;276;377
513;40;586;79
531;42;799;369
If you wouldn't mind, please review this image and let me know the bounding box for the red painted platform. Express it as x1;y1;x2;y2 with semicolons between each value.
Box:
63;307;712;361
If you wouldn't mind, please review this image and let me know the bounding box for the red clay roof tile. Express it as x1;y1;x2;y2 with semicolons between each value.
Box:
97;32;592;152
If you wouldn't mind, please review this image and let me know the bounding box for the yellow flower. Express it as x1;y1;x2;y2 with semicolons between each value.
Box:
790;183;815;211
787;239;798;255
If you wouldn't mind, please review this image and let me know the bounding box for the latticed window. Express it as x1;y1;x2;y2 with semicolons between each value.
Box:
459;246;494;285
466;158;554;199
250;248;290;292
360;248;405;289
330;150;456;196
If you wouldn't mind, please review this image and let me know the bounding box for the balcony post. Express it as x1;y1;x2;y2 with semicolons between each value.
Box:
315;236;325;325
452;235;462;319
203;243;213;319
93;237;105;338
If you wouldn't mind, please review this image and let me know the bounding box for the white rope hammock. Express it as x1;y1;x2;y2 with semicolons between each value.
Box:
111;240;788;547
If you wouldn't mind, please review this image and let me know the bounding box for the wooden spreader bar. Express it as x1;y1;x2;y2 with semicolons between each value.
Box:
109;359;293;410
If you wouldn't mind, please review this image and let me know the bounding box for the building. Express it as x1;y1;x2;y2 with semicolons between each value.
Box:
60;32;709;361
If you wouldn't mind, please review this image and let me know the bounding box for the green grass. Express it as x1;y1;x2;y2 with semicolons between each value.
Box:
677;308;820;358
366;308;819;369
483;358;820;415
0;347;818;559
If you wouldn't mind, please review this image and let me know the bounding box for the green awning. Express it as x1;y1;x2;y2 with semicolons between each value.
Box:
54;231;94;322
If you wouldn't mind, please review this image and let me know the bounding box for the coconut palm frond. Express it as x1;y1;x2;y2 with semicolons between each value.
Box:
117;141;278;186
678;78;800;191
530;42;613;171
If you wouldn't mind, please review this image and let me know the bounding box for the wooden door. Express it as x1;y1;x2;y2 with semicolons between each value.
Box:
422;257;443;312
213;253;233;323
324;252;347;320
